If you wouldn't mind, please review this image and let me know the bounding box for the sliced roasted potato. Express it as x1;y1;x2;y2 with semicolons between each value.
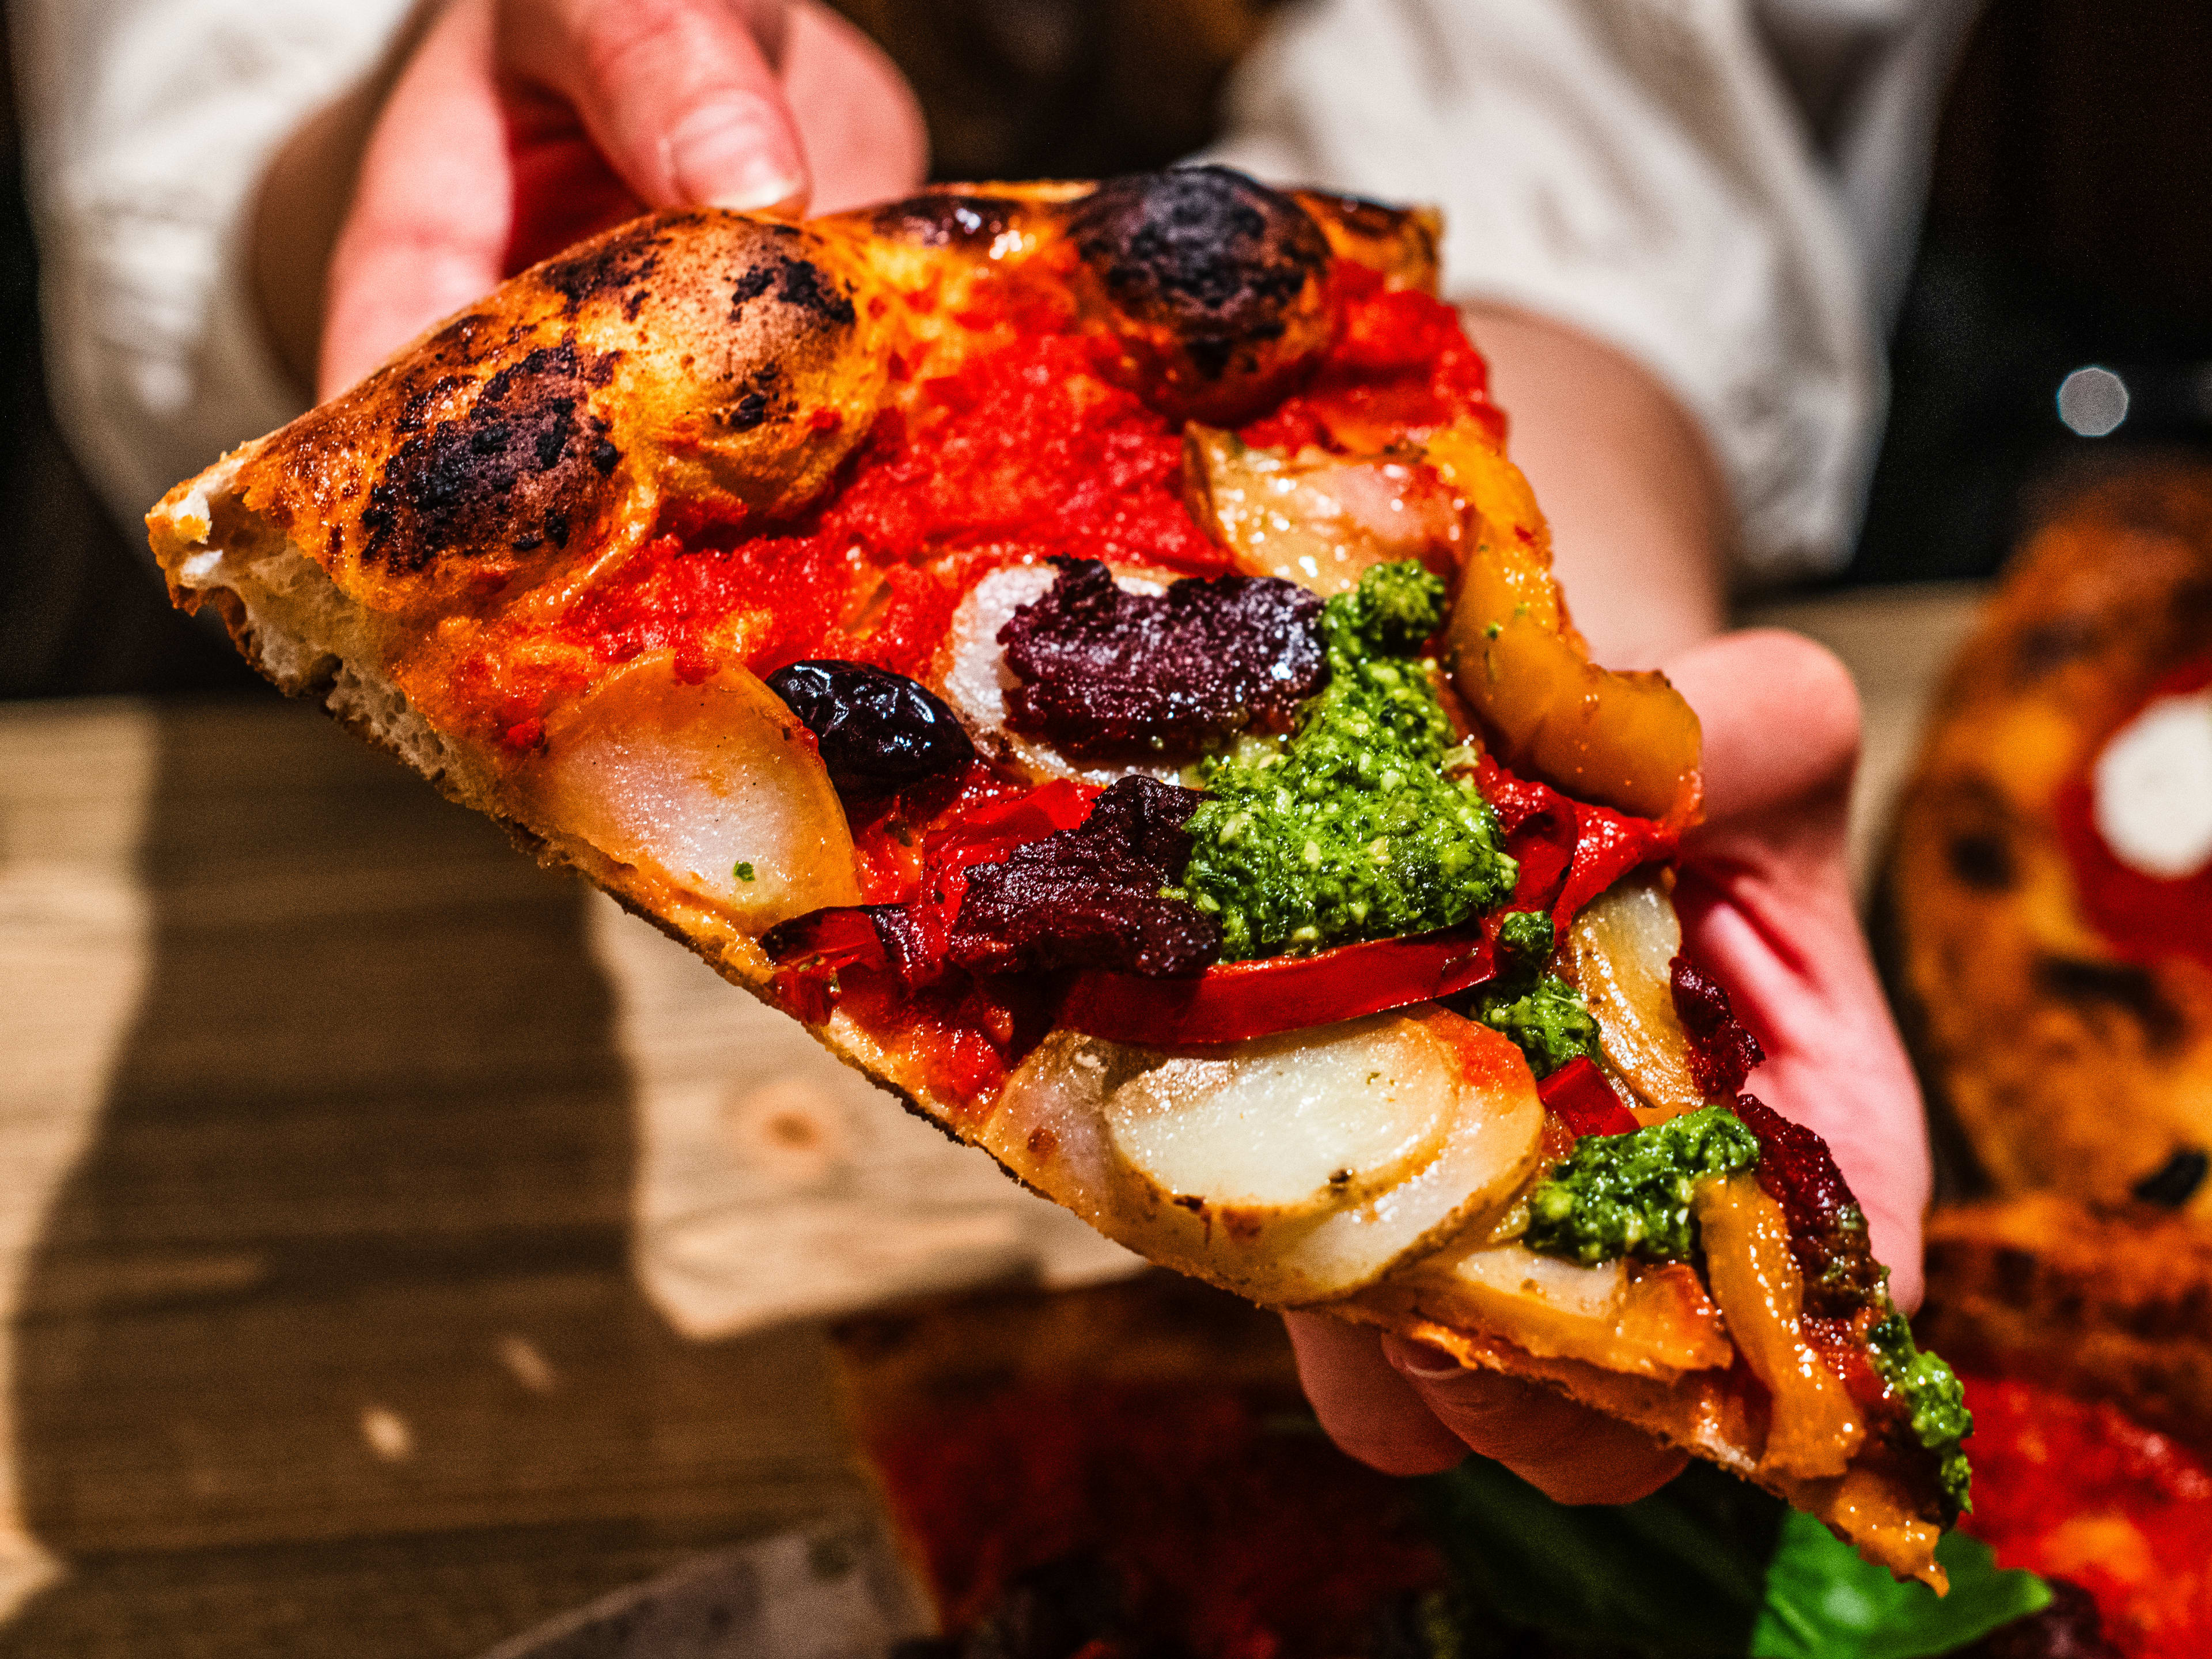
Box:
982;1007;1544;1305
1695;1176;1866;1480
1104;1023;1460;1214
510;652;861;930
1378;1241;1731;1380
1180;426;1462;596
1423;421;1702;824
1569;870;1706;1119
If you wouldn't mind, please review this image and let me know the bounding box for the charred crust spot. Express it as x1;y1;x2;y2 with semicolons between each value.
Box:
728;390;771;431
1992;1244;2038;1302
590;436;620;475
1068;166;1328;379
1172;1194;1206;1213
2032;955;2185;1050
396;374;470;435
358;338;614;577
729;256;858;327
730;266;776;309
871;194;1016;247
1926;776;2020;893
539;237;663;315
2133;1147;2209;1207
2012;615;2103;683
776;258;857;324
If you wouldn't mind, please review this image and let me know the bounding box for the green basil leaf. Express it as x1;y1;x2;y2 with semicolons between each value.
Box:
1420;1457;2047;1658
1751;1512;2048;1659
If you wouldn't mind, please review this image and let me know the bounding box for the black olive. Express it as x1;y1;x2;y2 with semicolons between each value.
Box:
766;660;976;801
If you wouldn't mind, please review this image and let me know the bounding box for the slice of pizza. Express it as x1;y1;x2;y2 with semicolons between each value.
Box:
147;168;1967;1585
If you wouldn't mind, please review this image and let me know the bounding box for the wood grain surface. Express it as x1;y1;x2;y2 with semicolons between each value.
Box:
0;694;866;1657
0;583;1986;1655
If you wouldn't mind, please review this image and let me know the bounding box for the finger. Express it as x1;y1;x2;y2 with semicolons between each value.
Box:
501;0;809;212
1675;870;1931;1309
1283;1313;1468;1476
780;0;927;213
1661;630;1930;1308
1664;630;1861;842
322;0;512;398
1384;1338;1689;1505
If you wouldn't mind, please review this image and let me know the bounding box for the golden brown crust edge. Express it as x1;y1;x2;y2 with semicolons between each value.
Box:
1333;1303;1948;1589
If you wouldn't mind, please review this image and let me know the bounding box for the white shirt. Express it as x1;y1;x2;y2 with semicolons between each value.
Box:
15;0;1975;579
1207;0;1982;581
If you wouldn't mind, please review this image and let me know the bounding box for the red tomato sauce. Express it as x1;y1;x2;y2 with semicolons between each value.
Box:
1243;262;1503;452
541;262;1496;698
551;331;1228;690
1963;1375;2212;1658
2052;655;2212;976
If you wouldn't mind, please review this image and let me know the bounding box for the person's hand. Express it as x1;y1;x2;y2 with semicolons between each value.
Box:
287;0;925;401
1288;627;1930;1503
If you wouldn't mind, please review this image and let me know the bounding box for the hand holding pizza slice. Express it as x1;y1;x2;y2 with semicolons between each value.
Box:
149;167;1964;1586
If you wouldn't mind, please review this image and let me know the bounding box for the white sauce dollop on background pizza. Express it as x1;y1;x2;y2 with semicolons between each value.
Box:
2094;688;2212;880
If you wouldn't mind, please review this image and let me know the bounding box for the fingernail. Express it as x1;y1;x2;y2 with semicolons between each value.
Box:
665;95;806;211
1385;1338;1467;1381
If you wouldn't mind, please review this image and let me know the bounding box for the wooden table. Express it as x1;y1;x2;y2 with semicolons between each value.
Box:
0;585;1986;1657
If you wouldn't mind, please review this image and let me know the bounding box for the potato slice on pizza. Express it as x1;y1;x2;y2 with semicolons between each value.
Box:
149;168;1967;1585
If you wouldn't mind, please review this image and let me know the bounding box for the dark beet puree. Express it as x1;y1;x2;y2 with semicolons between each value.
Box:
1670;954;1766;1098
950;777;1220;978
1728;1093;1884;1316
998;559;1325;760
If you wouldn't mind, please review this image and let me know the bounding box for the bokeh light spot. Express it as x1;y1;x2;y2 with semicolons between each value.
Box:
2058;366;2130;436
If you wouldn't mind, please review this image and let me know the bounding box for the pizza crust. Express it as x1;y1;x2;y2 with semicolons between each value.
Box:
1885;463;2212;1217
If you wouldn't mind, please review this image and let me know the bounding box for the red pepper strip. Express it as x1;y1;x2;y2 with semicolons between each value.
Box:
1556;801;1676;924
1539;1055;1639;1138
1059;927;1495;1047
764;907;889;1024
772;775;1105;1014
1475;754;1677;933
926;776;1098;870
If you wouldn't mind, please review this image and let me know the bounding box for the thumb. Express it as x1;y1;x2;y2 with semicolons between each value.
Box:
501;0;809;212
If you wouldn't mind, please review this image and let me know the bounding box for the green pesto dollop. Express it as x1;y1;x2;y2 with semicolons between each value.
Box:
1523;1105;1763;1266
1868;1308;1975;1518
1172;562;1516;960
1476;975;1600;1078
1491;908;1556;965
1467;910;1600;1078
